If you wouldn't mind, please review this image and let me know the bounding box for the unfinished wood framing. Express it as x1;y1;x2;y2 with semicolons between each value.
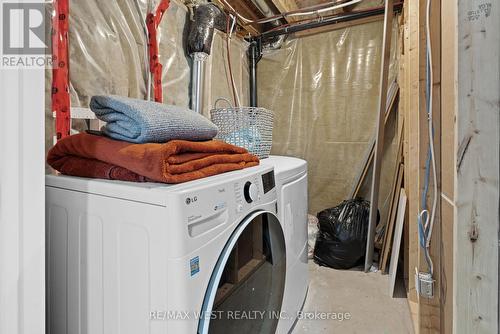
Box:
213;0;262;35
400;0;443;332
440;0;457;332
269;0;300;22
400;0;419;304
454;1;499;333
414;0;443;332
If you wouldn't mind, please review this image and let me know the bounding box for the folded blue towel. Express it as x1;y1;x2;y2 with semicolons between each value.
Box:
89;95;218;143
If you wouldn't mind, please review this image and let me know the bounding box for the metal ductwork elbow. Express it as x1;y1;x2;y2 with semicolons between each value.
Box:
187;3;226;114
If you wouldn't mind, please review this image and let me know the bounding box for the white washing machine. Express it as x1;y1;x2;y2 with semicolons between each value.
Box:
261;156;309;334
46;165;289;334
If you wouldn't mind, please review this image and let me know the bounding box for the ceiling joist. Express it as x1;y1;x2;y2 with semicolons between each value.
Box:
269;0;300;22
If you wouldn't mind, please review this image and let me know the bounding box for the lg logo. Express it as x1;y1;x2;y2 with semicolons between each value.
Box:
185;196;198;205
2;2;48;55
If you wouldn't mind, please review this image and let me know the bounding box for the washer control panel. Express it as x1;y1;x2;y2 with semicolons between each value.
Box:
233;170;275;213
178;166;277;223
234;182;244;213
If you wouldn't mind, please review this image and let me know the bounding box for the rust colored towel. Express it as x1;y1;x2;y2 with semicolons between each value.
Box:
47;132;259;184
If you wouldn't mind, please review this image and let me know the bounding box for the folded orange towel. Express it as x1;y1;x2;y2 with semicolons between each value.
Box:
47;132;259;183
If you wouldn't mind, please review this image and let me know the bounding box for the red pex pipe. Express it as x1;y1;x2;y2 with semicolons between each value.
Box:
52;0;71;140
146;0;170;103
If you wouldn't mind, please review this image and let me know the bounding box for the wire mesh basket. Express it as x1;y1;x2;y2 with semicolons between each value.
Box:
210;98;274;159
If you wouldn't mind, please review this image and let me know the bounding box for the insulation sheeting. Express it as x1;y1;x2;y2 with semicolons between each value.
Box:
203;30;250;116
258;20;400;217
45;0;249;162
65;0;189;108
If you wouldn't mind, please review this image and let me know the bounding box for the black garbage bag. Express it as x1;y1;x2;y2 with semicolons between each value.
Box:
313;199;376;269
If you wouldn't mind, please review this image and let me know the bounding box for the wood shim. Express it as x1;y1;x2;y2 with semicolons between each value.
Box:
388;188;407;297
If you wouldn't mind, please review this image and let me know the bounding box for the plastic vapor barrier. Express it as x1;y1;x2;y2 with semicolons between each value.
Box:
45;0;249;167
258;19;400;216
203;30;250;115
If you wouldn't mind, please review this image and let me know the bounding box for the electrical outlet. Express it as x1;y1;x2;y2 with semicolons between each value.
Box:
415;271;434;298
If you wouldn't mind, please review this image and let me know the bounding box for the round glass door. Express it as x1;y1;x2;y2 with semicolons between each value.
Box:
198;211;286;334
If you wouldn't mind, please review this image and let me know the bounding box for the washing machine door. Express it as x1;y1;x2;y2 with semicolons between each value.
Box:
198;211;286;334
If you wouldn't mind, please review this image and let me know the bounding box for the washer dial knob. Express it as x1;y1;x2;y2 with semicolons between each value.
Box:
244;182;258;203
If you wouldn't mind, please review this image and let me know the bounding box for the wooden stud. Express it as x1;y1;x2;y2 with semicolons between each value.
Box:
440;0;457;202
402;0;443;330
440;0;457;332
403;0;420;306
454;0;499;332
418;0;442;331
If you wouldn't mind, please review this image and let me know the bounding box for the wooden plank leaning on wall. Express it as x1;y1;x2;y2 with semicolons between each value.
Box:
400;0;444;332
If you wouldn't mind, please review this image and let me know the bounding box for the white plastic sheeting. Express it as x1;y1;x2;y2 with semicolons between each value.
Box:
45;0;249;160
258;19;400;216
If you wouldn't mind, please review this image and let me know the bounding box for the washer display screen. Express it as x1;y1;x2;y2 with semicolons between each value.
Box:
261;171;275;194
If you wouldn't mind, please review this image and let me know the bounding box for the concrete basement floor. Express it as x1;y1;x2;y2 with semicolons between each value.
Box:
292;262;414;334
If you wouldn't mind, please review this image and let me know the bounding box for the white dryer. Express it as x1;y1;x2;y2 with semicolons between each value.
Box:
261;156;309;334
46;165;288;334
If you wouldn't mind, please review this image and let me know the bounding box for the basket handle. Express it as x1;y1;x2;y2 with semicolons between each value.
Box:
213;97;233;109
